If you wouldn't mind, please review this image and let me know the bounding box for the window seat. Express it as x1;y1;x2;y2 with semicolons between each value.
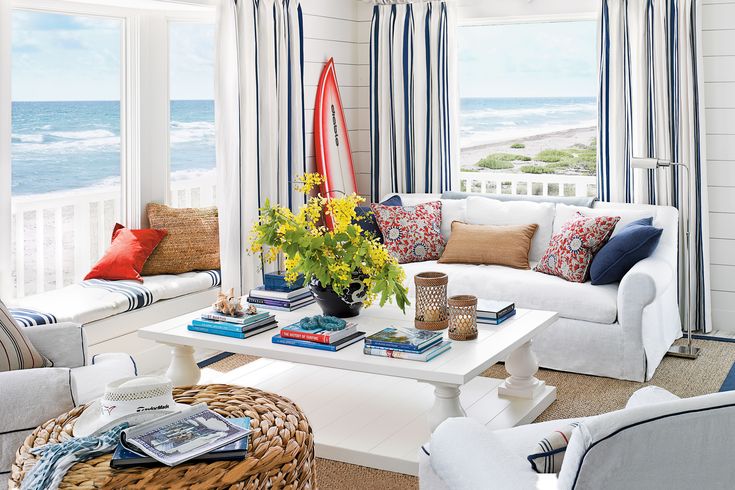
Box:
9;270;221;373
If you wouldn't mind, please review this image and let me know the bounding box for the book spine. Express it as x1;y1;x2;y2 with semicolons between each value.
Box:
188;324;245;339
280;330;330;343
363;346;427;361
200;313;269;325
247;297;294;307
478;309;517;325
271;336;336;351
363;340;424;352
191;319;248;332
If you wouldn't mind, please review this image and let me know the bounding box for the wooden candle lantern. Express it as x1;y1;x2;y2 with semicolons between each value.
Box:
448;295;478;341
414;272;449;330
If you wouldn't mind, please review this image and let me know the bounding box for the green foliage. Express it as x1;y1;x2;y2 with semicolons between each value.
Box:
535;149;573;163
520;165;555;174
510;143;526;149
477;157;514;170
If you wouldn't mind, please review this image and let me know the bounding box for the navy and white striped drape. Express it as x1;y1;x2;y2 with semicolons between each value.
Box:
597;0;711;332
370;1;458;202
215;0;307;295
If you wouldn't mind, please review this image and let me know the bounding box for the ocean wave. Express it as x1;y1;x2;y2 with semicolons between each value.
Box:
170;120;215;144
48;129;117;139
461;103;596;120
12;133;45;143
12;136;121;154
460;120;597;148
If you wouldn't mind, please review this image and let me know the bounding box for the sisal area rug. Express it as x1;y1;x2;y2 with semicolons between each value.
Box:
205;338;735;490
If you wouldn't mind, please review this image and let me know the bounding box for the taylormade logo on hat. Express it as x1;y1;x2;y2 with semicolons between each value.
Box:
74;376;188;437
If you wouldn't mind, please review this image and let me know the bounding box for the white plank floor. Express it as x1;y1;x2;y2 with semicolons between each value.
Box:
198;357;555;475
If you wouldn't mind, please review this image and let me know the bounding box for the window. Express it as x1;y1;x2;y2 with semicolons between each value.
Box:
168;22;215;208
11;10;122;296
457;20;597;197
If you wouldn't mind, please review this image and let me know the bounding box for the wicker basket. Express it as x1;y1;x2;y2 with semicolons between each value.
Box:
448;295;478;341
11;384;316;490
414;271;449;331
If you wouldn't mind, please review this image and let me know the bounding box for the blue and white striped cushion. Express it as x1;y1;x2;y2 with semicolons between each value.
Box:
9;308;58;327
80;279;154;312
527;422;580;474
0;300;47;371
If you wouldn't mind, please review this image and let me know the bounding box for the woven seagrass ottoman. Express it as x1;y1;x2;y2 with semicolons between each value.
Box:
10;384;316;490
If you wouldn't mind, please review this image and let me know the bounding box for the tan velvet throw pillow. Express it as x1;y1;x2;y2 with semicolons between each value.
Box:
438;222;538;269
142;203;220;275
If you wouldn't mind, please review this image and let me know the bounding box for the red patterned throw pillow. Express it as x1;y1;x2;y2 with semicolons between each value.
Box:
371;201;445;264
535;212;620;283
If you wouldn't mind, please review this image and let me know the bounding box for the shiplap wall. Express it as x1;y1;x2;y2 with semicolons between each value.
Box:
301;0;372;200
703;0;735;332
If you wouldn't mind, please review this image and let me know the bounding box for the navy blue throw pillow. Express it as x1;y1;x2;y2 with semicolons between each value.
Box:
355;195;402;242
590;217;662;285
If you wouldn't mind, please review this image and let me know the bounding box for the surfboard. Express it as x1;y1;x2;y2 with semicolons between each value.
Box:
314;58;358;229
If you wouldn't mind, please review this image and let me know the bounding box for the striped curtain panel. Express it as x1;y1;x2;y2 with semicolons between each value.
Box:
215;0;307;295
370;0;459;202
597;0;711;331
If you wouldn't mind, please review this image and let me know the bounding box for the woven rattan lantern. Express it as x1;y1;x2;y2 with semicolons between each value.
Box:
414;272;449;330
448;295;478;341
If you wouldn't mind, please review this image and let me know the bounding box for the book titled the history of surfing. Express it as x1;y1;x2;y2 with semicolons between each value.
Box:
111;417;251;468
280;322;358;344
363;341;452;362
271;331;365;351
120;403;251;467
364;327;443;352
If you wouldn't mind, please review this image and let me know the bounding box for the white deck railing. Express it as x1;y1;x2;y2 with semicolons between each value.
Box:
459;171;597;198
10;175;217;298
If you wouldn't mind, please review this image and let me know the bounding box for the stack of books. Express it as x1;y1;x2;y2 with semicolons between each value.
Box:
187;309;277;339
363;327;452;362
272;322;365;351
476;299;516;325
246;286;315;312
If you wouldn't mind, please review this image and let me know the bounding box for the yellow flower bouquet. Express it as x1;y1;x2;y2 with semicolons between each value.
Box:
248;173;409;317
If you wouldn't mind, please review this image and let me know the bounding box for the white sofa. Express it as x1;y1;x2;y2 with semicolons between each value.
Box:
419;386;735;489
0;323;136;486
392;193;682;382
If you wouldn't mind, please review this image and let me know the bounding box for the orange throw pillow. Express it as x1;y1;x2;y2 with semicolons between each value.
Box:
438;222;538;269
84;224;167;282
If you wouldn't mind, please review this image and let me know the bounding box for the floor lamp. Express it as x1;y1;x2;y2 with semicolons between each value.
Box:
630;157;700;359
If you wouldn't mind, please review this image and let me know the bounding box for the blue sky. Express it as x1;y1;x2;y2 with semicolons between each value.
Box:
458;20;597;98
12;11;214;101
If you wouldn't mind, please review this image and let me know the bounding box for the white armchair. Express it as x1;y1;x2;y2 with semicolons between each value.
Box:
0;323;136;484
420;386;735;489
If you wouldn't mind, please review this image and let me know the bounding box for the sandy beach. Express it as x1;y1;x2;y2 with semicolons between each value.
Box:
461;126;597;175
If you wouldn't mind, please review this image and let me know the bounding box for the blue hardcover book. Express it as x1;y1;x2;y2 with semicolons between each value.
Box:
477;309;517;325
191;316;274;333
249;298;316;312
188;321;277;339
364;327;443;352
111;417;251;468
272;331;365;351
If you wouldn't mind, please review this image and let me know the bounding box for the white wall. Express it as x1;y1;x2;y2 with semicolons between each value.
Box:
702;0;735;332
301;0;372;200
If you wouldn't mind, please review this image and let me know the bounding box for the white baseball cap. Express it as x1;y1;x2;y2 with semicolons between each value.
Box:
73;376;188;437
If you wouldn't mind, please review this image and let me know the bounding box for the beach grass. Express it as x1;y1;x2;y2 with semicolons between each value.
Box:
517;140;597;175
477;152;532;169
510;143;525;149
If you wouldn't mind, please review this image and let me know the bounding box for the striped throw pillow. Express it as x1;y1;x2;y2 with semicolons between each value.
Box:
0;299;47;372
527;422;580;474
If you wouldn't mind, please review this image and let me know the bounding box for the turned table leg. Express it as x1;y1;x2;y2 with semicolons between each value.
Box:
165;344;201;387
427;382;466;432
498;340;545;399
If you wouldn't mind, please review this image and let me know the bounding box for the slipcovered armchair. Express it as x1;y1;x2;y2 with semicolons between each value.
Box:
420;386;735;489
0;323;136;485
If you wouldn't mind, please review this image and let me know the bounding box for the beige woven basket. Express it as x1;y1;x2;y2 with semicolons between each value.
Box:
414;271;449;330
11;384;316;490
448;294;478;341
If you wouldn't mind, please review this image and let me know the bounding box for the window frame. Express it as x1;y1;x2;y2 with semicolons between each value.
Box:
0;0;214;297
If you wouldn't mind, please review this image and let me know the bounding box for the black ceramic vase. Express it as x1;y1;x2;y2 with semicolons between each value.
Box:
309;276;366;318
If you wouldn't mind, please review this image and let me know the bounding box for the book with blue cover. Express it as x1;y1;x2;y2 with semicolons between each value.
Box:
476;299;515;319
477;309;517;325
188;321;277;339
249;286;312;301
364;327;443;352
363;340;452;362
271;331;365;351
201;310;270;325
192;315;275;333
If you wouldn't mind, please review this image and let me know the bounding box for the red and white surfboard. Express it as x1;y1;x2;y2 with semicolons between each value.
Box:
314;58;358;229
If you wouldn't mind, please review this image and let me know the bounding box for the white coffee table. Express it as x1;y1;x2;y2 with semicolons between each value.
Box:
139;303;557;475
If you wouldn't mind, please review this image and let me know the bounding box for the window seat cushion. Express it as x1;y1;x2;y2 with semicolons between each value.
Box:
9;270;220;327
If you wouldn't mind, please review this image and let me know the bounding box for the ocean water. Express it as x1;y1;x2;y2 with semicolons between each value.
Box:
460;96;597;148
11;100;215;196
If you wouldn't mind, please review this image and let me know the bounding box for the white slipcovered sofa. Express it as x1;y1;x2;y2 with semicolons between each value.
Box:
419;386;735;489
392;193;681;382
0;323;136;486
